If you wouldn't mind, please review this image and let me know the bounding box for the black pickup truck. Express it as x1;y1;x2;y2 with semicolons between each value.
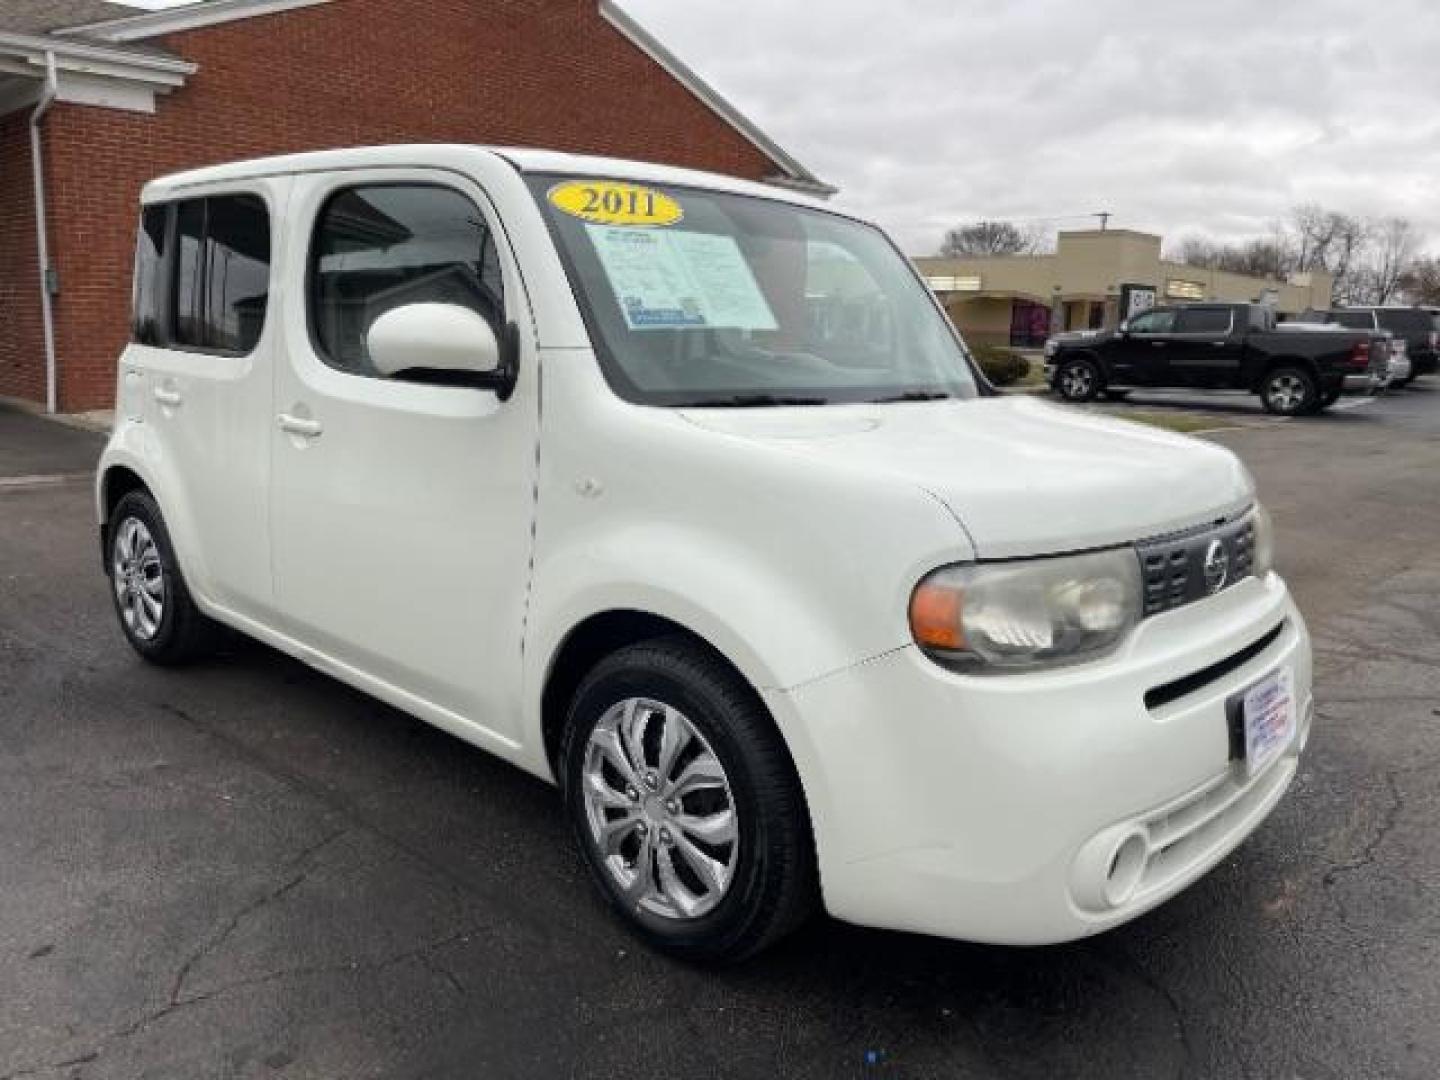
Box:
1043;302;1385;415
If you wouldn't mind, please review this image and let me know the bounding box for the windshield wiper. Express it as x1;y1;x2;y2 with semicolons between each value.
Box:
675;394;830;408
866;390;954;403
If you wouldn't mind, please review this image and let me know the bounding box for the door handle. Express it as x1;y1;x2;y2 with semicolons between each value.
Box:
1151;341;1166;348
278;413;324;439
153;386;182;407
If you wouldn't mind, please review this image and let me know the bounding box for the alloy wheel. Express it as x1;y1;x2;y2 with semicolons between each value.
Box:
1266;373;1307;413
112;517;165;641
581;696;739;921
1059;363;1095;399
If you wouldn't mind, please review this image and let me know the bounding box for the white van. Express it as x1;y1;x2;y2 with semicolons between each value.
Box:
98;146;1312;961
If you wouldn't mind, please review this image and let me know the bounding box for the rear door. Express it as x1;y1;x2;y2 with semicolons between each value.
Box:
1112;307;1178;385
128;185;283;618
1169;305;1240;387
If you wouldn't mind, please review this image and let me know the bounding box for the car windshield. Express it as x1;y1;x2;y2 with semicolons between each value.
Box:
527;175;979;406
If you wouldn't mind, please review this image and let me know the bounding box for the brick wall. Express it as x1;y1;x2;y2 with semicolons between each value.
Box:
36;0;780;411
0;113;45;403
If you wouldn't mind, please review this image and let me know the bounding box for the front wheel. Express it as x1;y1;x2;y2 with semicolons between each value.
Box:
1260;366;1318;416
1054;357;1102;402
561;637;816;963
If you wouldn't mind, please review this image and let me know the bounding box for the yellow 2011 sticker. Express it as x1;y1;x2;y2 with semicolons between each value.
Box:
548;180;684;227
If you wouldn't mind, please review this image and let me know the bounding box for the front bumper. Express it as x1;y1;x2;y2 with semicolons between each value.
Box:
766;573;1311;946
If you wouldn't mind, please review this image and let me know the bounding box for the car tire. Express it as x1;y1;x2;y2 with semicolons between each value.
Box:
1054;357;1102;402
1316;386;1342;410
560;635;817;963
106;490;218;665
1259;366;1318;416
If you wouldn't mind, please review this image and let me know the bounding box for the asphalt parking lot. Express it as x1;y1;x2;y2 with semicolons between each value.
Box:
2;388;1439;1080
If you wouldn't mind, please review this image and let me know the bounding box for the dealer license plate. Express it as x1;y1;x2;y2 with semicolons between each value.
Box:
1240;668;1295;777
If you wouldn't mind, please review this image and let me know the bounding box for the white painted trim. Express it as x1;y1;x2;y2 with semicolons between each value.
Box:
55;0;335;43
598;0;834;197
56;70;159;113
0;32;196;81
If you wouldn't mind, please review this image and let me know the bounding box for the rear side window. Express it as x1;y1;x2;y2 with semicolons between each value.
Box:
172;195;272;354
1175;307;1232;334
132;205;169;346
1376;309;1432;335
309;184;505;376
1331;310;1375;330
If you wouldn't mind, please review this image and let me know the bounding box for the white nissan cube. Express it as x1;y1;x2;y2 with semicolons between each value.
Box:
98;146;1312;962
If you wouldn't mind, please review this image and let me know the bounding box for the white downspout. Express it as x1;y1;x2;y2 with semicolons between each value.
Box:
30;51;59;414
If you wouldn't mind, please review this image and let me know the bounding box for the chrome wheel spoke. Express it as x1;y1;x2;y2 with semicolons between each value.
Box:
669;750;727;798
677;806;736;847
674;834;728;895
622;830;658;902
598;811;642;856
656;706;691;783
655;843;701;918
585;770;633;811
593;725;641;790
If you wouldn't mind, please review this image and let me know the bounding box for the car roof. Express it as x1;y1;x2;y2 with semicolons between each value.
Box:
141;144;833;213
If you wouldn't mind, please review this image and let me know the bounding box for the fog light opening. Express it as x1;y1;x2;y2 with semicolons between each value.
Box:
1104;831;1148;907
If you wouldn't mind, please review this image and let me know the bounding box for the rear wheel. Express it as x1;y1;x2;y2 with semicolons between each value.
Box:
107;491;217;665
1316;386;1342;410
1054;357;1102;402
561;636;816;963
1260;366;1318;416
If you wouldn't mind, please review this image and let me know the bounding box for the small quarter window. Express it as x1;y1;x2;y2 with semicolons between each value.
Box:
309;184;505;376
132;204;169;346
172;194;272;354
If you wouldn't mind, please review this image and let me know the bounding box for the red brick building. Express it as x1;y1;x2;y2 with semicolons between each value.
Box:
0;0;828;413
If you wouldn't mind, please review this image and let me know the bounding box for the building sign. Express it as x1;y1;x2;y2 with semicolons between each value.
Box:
925;274;982;293
1165;279;1206;301
1119;283;1156;319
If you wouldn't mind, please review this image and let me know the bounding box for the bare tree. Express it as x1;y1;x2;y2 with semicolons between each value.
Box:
938;221;1039;257
1398;257;1440;306
1362;217;1420;304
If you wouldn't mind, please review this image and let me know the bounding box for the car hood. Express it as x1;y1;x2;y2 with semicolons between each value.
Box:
678;396;1253;558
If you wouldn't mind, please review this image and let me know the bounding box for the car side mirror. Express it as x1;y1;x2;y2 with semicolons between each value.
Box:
366;303;518;398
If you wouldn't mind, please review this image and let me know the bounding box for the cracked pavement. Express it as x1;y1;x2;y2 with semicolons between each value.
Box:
1;387;1438;1079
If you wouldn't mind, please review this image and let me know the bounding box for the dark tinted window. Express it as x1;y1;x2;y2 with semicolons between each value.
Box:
1331;310;1375;330
1128;309;1176;334
1175;307;1232;334
1376;309;1433;335
132;205;169;345
172;195;271;353
309;185;505;376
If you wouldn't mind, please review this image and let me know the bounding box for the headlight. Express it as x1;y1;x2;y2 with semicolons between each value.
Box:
909;548;1142;673
1251;503;1275;578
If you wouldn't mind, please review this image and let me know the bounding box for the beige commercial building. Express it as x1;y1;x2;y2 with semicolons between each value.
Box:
914;229;1335;350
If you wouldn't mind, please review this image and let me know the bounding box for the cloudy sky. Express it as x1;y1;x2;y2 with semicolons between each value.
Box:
617;0;1440;256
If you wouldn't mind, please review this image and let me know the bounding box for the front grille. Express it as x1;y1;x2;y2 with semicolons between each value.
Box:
1136;513;1256;617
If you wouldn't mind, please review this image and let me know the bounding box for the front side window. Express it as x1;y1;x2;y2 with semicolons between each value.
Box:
1128;309;1176;334
132;204;169;346
528;175;978;406
173;195;271;354
1175;307;1232;334
309;184;505;376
